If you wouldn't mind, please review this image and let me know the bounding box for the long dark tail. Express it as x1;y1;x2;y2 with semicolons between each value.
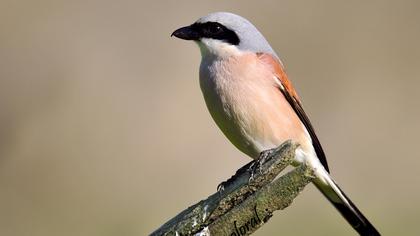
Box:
314;170;380;236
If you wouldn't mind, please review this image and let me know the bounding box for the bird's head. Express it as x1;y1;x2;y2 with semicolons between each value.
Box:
172;12;277;59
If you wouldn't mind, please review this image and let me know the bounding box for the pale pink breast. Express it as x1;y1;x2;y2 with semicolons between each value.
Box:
200;53;311;159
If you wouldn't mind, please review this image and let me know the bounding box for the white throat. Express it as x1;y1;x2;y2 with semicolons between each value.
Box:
196;38;242;59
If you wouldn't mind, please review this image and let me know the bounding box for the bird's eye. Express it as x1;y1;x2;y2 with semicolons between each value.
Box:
207;24;223;34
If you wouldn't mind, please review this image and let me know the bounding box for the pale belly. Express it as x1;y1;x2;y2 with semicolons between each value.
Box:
199;55;309;159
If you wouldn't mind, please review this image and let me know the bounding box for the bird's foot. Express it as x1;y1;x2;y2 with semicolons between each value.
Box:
217;181;226;192
258;149;274;166
248;149;274;182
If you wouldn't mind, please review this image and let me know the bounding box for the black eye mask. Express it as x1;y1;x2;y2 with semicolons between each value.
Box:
190;22;240;45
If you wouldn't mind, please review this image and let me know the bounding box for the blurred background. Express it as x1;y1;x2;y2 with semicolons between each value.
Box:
1;0;419;235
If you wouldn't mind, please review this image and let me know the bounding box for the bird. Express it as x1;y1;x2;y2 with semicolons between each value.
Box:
171;12;380;235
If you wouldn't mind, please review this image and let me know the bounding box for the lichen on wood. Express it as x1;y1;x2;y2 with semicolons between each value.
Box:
150;140;314;236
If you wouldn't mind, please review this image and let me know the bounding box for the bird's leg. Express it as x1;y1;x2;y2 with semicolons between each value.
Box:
217;161;254;193
258;149;274;166
248;149;274;181
218;148;275;192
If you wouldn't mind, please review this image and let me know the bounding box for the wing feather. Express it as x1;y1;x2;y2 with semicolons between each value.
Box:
257;53;330;172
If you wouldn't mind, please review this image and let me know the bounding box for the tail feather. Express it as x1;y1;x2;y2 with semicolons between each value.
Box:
314;171;380;236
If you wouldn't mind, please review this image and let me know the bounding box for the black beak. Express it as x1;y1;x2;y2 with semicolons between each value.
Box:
171;25;200;40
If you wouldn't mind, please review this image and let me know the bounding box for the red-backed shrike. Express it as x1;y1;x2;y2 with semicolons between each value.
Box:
172;12;379;235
